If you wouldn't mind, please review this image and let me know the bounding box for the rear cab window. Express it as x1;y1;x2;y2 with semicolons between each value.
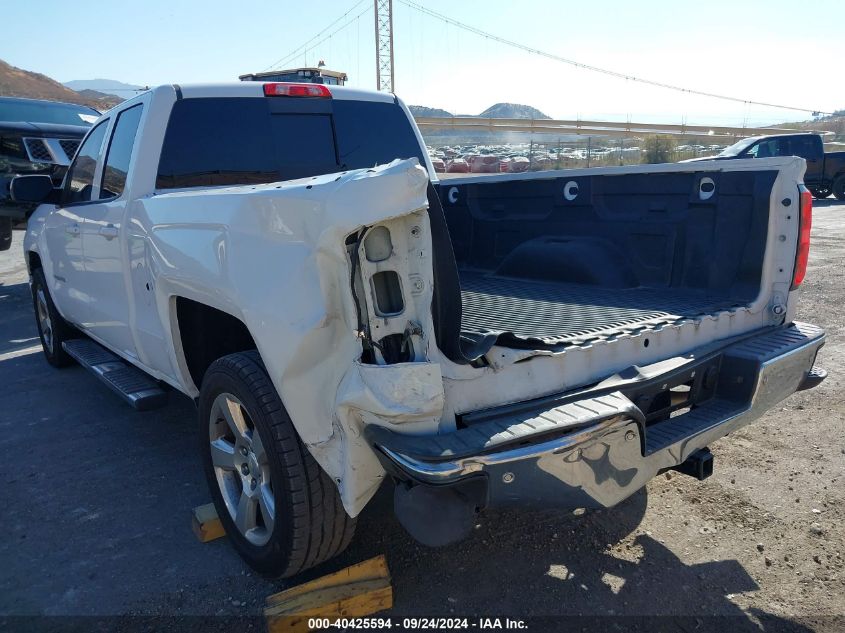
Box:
789;135;822;159
156;96;426;189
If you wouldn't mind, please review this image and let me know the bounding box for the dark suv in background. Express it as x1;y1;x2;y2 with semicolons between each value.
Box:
683;132;845;200
1;97;99;250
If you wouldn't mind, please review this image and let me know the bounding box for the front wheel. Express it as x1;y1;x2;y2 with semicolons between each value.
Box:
832;175;845;201
808;186;831;200
31;268;76;367
198;351;356;576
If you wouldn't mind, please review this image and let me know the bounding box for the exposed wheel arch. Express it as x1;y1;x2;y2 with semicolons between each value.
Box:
175;297;258;391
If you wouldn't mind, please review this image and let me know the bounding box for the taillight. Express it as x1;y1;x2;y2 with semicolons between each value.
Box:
791;185;813;289
263;83;332;98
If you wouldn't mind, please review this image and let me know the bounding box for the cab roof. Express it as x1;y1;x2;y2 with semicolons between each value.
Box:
151;82;394;103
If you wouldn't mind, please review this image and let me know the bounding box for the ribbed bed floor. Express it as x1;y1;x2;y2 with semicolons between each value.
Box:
459;273;741;347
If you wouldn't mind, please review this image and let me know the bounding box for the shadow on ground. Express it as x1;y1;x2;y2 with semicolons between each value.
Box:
0;282;39;356
0;292;818;632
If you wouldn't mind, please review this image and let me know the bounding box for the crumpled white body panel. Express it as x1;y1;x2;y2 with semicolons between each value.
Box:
130;159;441;514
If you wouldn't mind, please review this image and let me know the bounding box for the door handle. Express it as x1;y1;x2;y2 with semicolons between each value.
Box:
65;223;80;236
99;224;119;240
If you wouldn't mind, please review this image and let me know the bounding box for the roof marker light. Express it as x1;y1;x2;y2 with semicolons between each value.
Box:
263;83;332;98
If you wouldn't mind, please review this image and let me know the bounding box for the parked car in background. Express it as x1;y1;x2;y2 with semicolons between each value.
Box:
446;157;469;173
469;154;499;173
681;132;845;200
0;97;99;250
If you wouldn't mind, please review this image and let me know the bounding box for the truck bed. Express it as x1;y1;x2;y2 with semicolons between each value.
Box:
432;167;780;361
459;273;739;347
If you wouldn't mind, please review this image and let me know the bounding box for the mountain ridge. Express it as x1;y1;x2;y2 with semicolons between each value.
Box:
0;59;122;110
408;102;551;119
63;78;144;98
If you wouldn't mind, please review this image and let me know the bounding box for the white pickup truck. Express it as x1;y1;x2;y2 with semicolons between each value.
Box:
13;81;826;577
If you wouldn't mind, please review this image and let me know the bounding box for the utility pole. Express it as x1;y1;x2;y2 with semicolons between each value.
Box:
374;0;394;92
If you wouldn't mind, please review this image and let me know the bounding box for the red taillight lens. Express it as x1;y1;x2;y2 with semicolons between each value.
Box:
791;186;813;289
263;83;332;98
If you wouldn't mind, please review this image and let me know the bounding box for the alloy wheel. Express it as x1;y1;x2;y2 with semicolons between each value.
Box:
208;392;276;546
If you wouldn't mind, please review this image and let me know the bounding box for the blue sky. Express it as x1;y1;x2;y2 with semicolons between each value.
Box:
2;0;841;125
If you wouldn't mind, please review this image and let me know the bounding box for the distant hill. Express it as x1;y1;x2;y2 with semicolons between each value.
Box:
766;111;845;143
479;103;551;119
64;78;144;99
409;102;553;142
409;103;552;120
0;59;122;111
408;105;453;118
73;89;124;109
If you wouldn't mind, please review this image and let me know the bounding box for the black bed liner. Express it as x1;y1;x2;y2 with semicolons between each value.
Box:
459;273;740;347
427;168;777;364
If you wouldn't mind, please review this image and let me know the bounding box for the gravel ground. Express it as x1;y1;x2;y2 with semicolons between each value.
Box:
1;201;843;631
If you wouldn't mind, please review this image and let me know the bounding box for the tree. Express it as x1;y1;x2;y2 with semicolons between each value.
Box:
641;135;675;164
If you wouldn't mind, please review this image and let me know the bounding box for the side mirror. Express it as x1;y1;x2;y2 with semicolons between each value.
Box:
10;175;58;204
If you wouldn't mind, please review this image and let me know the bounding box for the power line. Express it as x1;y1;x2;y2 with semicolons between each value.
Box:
262;0;370;71
396;0;831;116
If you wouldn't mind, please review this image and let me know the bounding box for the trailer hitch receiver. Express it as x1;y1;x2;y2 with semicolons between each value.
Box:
672;447;714;481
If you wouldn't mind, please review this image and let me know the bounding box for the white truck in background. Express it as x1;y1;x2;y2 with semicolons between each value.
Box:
13;81;825;576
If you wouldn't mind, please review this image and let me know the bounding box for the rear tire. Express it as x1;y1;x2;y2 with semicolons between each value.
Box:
31;267;76;367
833;175;845;201
198;351;356;576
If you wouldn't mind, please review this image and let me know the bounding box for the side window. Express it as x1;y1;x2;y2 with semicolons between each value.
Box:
63;120;109;205
748;139;777;158
790;136;818;159
100;105;144;200
775;138;792;157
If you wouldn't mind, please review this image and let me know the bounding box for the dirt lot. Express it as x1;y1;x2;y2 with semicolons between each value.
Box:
1;201;844;632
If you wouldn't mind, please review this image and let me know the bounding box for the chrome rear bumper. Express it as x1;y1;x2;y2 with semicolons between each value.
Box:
367;322;825;511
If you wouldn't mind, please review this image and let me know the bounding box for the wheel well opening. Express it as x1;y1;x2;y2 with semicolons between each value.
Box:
176;297;257;389
28;251;42;272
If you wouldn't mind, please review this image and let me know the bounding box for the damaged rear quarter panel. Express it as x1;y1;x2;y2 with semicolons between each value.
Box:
137;159;442;515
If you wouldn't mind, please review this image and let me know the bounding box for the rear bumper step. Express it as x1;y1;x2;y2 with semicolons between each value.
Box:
367;322;825;516
63;339;168;411
798;366;827;391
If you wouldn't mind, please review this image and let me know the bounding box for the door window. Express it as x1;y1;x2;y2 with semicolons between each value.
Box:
62;121;109;205
747;139;778;158
774;138;792;156
100;104;144;200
